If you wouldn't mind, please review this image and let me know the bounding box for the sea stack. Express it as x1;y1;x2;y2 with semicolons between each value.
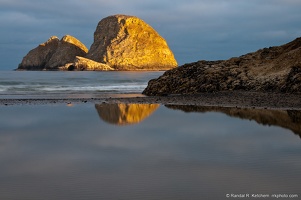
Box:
86;14;178;70
18;35;88;70
18;36;60;70
45;35;88;69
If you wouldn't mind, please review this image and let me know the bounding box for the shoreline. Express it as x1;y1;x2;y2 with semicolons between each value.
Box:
1;91;301;110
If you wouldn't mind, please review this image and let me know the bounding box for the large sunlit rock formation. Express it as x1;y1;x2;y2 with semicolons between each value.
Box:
143;37;301;95
18;35;88;70
18;14;177;71
86;14;178;70
95;103;159;125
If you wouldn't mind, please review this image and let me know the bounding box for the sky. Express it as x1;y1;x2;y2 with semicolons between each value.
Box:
0;0;301;70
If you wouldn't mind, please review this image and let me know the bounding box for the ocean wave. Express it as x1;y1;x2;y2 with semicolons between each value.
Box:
0;84;147;94
0;71;163;95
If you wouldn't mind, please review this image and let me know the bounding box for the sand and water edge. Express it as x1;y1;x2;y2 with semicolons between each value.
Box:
0;91;300;110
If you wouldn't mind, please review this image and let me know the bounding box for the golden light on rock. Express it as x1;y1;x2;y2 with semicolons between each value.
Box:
87;15;178;71
95;103;160;125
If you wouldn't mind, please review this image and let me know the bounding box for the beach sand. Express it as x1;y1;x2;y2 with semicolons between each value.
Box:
0;91;300;110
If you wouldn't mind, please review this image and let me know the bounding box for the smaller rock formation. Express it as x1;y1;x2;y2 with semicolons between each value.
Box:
18;35;88;70
86;14;177;70
143;37;301;95
45;35;88;69
62;56;114;71
18;36;60;70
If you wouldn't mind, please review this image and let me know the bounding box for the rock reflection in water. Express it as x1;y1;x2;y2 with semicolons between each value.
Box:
166;105;301;137
95;103;160;125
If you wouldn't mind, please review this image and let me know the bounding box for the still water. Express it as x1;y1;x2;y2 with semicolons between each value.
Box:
0;104;300;200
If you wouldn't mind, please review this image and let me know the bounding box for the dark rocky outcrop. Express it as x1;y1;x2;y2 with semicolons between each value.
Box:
86;14;177;71
143;37;301;95
18;35;88;70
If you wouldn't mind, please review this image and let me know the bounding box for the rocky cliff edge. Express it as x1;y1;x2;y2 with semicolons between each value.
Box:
143;37;301;95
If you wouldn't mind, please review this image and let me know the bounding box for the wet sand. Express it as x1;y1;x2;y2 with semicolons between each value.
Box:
0;91;301;110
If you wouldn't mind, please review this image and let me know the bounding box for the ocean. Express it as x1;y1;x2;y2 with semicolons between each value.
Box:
0;71;163;98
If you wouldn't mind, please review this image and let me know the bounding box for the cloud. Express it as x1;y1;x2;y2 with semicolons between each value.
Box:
0;0;300;69
0;11;40;27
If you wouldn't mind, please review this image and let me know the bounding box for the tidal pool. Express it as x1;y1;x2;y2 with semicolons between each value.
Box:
0;103;300;200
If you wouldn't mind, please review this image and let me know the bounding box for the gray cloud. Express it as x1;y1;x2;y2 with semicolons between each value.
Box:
0;0;300;69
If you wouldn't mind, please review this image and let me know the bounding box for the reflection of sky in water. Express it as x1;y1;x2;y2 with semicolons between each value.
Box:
0;104;300;199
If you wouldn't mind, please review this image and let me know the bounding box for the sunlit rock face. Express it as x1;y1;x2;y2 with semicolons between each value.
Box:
74;56;114;71
86;14;178;71
95;103;159;125
18;35;88;70
62;56;115;71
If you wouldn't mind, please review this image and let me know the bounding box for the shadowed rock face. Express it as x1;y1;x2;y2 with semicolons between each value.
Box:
45;35;88;69
95;103;159;125
143;37;301;95
166;105;301;138
18;36;60;70
18;35;88;70
86;15;177;71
